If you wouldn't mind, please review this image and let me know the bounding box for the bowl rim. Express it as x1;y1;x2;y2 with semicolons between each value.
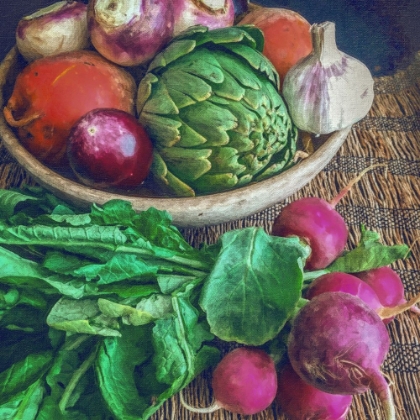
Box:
0;47;351;228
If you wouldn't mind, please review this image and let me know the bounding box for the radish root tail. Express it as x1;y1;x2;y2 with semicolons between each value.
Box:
370;370;396;420
377;292;420;319
179;389;220;414
329;163;387;208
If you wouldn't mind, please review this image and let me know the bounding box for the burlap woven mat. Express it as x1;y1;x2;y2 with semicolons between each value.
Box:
1;50;420;419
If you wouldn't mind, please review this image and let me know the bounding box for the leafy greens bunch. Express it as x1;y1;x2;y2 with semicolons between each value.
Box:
0;187;409;419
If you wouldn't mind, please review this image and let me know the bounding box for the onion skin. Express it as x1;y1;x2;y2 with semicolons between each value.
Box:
172;0;235;36
68;108;153;189
16;1;90;62
88;0;174;66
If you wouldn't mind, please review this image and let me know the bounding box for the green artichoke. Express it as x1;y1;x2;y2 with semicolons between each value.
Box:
136;25;298;197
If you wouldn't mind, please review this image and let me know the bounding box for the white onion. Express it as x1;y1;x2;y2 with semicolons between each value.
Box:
16;1;90;62
173;0;235;36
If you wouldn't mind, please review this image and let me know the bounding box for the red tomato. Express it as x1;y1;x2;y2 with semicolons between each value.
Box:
239;7;313;87
3;50;136;165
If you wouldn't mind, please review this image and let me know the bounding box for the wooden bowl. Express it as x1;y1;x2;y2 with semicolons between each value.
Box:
0;47;351;228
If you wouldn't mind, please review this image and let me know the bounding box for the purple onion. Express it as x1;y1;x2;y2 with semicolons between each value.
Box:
16;1;89;62
87;0;174;67
173;0;235;36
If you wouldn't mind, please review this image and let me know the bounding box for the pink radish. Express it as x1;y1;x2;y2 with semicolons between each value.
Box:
305;272;420;325
180;347;277;415
276;362;352;420
287;292;396;419
305;272;383;312
357;266;420;322
272;164;385;270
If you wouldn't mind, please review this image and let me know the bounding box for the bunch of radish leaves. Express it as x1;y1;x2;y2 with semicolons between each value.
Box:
0;187;409;419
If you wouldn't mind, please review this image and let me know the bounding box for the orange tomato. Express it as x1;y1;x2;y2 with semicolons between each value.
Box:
239;6;313;88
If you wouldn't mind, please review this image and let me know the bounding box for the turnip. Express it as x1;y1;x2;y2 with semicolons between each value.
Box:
272;164;385;270
288;292;395;419
180;346;277;415
357;266;420;322
276;362;352;420
306;271;420;324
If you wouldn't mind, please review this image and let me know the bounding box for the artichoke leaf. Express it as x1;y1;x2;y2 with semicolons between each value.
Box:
221;100;260;135
162;69;212;103
151;152;196;197
136;73;156;112
210;69;246;102
191;172;239;194
160;146;212;181
215;52;262;91
177;123;208;148
179;102;236;147
224;43;280;89
208;147;247;174
140;78;179;115
191;25;262;52
171;49;224;84
226;131;255;153
147;39;197;72
139;113;181;148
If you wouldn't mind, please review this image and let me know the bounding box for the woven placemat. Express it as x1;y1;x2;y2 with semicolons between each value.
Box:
1;51;420;419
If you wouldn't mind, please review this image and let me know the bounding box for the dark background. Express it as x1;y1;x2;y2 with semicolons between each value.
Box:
0;0;419;76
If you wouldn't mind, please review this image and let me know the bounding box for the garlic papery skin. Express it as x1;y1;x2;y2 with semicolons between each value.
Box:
282;21;374;135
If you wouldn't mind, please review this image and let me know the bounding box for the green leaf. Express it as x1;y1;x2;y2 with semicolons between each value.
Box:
0;352;53;405
200;227;310;345
326;225;410;273
95;325;155;420
0;379;45;420
0;189;39;219
46;298;121;337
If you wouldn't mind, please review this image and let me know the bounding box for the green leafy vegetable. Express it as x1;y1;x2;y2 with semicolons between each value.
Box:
200;227;310;345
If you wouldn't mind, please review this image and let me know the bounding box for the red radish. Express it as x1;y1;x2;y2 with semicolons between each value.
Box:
305;272;420;325
180;347;277;415
67;108;153;189
276;362;352;420
357;266;420;322
305;272;383;313
287;292;396;420
272;164;385;270
3;50;136;165
238;5;312;87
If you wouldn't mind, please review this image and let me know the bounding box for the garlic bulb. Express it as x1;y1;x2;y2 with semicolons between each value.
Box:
282;21;374;135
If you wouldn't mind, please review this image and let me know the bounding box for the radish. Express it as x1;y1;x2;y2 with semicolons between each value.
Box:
272;164;385;270
287;292;396;419
306;271;420;324
180;347;277;415
305;272;383;312
357;266;420;322
276;362;352;420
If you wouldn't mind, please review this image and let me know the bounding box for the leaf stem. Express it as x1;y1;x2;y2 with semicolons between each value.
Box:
59;344;99;414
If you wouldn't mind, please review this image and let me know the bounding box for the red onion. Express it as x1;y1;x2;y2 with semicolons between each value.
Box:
87;0;174;66
173;0;235;36
16;1;89;62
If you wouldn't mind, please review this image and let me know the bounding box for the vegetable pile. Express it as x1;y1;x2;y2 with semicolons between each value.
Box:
0;172;418;419
2;0;374;196
0;2;406;419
